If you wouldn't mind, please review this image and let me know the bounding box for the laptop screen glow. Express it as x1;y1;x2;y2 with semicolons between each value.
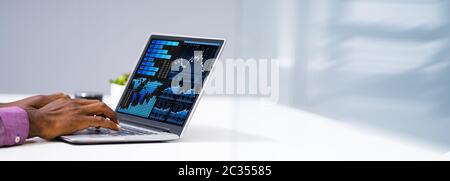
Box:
116;36;223;126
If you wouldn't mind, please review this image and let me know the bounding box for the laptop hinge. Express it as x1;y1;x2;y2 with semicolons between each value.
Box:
121;119;171;133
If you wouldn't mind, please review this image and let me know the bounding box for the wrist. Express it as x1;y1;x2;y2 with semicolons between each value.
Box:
26;109;42;138
0;102;12;108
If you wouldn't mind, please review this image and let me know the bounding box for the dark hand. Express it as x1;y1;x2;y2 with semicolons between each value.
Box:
0;92;69;109
27;97;120;140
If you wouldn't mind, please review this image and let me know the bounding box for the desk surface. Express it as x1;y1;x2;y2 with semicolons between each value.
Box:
0;94;449;160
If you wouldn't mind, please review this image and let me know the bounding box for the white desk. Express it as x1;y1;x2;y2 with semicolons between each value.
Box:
0;94;449;160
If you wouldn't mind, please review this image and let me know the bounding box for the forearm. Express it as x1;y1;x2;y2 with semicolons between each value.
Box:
0;94;68;110
0;97;36;109
0;102;15;108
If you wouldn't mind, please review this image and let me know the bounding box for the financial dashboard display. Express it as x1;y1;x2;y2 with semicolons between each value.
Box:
117;38;222;126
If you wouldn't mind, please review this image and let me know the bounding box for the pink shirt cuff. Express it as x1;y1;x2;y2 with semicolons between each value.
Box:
0;107;29;147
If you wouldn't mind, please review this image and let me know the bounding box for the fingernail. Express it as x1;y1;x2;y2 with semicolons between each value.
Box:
116;124;121;129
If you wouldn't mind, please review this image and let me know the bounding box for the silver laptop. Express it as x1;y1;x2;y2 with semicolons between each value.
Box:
60;34;225;144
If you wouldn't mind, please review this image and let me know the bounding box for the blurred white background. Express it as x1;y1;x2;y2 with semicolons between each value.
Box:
1;0;449;148
0;0;239;94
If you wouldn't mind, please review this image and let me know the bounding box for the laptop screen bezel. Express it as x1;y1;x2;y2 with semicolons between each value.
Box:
115;34;225;136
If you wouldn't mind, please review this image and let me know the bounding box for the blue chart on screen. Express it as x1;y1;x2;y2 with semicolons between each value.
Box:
149;87;195;125
167;109;189;124
117;37;221;126
138;40;179;76
117;78;163;118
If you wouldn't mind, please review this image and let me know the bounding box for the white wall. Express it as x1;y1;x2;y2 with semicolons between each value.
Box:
238;0;450;147
0;0;239;94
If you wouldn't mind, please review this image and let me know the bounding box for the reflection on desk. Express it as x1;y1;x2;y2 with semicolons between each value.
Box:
0;94;448;160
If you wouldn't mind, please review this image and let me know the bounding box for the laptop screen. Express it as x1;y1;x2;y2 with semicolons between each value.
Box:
116;35;223;127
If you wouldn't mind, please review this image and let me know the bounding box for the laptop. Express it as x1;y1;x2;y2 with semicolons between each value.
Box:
60;34;226;144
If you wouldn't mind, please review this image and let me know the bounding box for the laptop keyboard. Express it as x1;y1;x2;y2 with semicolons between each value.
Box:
84;125;157;136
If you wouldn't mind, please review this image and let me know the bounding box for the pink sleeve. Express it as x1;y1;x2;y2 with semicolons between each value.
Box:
0;107;29;147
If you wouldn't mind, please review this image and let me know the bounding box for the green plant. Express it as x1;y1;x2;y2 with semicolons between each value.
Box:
110;73;130;86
